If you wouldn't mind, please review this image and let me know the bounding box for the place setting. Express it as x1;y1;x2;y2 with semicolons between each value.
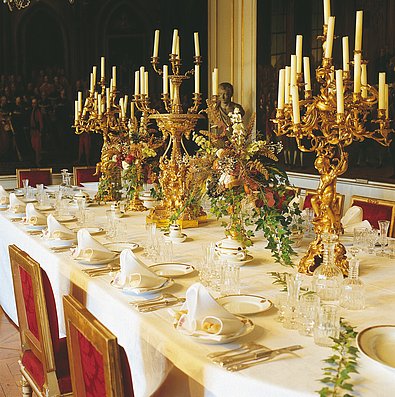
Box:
20;203;47;231
42;214;77;249
4;193;26;220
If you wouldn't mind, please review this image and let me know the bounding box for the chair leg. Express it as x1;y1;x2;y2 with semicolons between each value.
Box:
21;375;33;397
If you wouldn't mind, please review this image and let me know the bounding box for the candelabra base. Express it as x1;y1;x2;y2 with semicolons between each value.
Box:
146;206;207;229
128;196;146;212
298;236;349;276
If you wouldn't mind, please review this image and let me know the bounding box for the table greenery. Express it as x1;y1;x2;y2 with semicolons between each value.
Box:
318;319;359;397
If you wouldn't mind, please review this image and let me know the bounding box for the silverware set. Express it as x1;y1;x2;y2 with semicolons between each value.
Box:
82;264;120;277
130;293;186;312
208;343;303;371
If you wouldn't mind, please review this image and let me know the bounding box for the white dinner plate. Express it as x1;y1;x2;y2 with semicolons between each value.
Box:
178;316;254;345
72;226;104;235
120;278;174;295
55;215;76;223
5;211;25;219
215;253;254;266
0;204;9;210
103;242;139;253
23;223;46;231
21;197;37;203
149;263;195;278
357;325;395;370
216;294;273;315
35;205;53;211
45;238;76;248
75;254;119;266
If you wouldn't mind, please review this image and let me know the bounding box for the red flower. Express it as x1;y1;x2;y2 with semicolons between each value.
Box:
125;154;136;164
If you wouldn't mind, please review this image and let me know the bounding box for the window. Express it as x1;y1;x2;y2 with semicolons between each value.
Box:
270;0;287;68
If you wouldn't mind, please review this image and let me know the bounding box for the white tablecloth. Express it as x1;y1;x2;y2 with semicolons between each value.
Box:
1;206;395;397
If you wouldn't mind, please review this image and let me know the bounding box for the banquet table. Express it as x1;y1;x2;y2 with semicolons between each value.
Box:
0;204;395;397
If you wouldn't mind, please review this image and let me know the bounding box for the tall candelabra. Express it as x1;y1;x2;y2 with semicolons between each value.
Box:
133;29;207;228
273;3;392;275
74;61;131;202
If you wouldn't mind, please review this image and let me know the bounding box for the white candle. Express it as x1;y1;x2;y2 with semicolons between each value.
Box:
110;79;113;93
169;79;174;100
353;53;361;94
96;94;101;116
175;35;180;58
277;68;285;109
296;35;303;74
119;98;124;118
134;71;140;95
303;57;311;92
194;65;200;94
153;29;160;58
123;95;128;116
112;66;117;88
325;16;335;59
361;64;367;98
171;29;178;54
130;101;135;119
74;100;79;121
106;88;110;110
78;91;82;113
163;65;168;95
379;72;386;109
90;73;94;93
385;84;389;118
323;0;331;25
285;66;291;104
335;70;344;114
342;37;350;72
292;86;300;124
355;11;363;52
144;71;149;96
140;67;145;95
101;57;105;79
92;66;97;87
194;32;200;57
290;55;297;87
212;68;218;96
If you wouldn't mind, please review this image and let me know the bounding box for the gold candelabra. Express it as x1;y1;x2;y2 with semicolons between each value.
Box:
133;30;207;228
73;63;132;202
273;10;392;275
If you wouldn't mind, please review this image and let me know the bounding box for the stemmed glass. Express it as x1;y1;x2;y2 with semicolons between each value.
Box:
378;220;390;256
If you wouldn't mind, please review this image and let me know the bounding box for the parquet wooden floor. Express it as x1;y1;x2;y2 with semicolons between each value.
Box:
0;306;22;397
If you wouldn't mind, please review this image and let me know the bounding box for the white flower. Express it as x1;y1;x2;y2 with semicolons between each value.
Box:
122;161;130;170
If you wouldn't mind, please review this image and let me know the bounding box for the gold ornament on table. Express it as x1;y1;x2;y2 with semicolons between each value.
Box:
133;29;207;228
74;59;132;202
273;3;393;275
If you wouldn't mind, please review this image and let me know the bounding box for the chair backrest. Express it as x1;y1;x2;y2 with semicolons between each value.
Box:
73;166;100;187
302;189;345;216
9;244;61;395
63;295;131;397
350;195;395;237
16;168;52;188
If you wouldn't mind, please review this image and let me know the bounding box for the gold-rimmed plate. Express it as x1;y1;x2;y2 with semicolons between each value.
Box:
216;294;273;315
149;263;195;278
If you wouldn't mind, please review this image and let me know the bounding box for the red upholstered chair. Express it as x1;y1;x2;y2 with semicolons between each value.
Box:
73;166;100;187
8;245;72;397
302;189;345;216
350;195;395;237
63;295;134;397
16;168;53;188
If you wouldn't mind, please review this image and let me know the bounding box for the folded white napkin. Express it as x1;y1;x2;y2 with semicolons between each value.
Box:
73;229;115;262
177;283;243;340
115;249;165;290
341;206;371;234
25;203;47;225
0;185;9;205
46;214;75;239
9;193;26;213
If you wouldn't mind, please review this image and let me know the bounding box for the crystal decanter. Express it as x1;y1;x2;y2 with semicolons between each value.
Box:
313;233;344;303
340;257;365;310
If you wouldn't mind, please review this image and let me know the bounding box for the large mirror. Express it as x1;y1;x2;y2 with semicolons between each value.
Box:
257;0;395;184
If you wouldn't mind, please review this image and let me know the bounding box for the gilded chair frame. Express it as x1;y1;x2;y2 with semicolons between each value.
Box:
72;166;99;187
16;167;53;188
63;295;124;397
303;188;345;216
350;195;395;237
9;244;72;397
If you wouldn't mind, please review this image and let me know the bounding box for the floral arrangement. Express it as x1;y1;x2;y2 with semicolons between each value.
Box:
194;108;298;266
119;141;157;201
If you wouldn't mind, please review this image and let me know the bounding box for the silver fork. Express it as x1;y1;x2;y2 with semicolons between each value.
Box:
137;297;186;312
207;342;266;360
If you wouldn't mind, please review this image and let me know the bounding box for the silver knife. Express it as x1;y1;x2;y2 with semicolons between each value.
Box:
220;345;303;367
